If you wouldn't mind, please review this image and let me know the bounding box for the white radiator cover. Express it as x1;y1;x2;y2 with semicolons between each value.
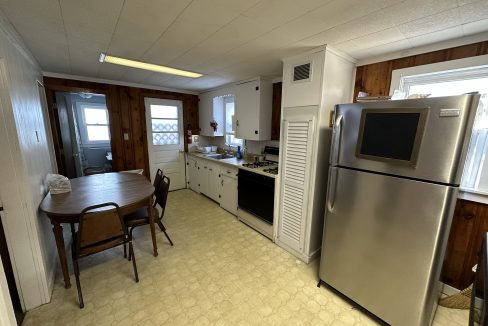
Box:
275;46;356;263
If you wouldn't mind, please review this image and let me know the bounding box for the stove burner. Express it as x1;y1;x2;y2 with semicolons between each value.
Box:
263;167;279;175
242;161;274;168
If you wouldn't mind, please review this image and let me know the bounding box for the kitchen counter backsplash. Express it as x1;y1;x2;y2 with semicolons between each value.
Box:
196;135;279;158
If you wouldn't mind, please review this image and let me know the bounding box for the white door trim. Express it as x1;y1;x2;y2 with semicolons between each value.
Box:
0;255;16;326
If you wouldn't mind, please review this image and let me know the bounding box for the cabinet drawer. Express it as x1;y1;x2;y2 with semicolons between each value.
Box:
219;167;238;179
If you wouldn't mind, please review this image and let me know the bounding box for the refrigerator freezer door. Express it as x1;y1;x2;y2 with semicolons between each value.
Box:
333;94;479;184
320;167;458;326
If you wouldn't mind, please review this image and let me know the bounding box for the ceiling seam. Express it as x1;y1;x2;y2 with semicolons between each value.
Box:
152;0;267;86
117;0;195;82
58;0;72;74
189;0;384;74
197;1;461;75
139;0;195;59
96;0;126;78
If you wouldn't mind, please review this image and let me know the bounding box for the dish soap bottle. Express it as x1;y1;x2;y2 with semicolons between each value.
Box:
236;146;243;159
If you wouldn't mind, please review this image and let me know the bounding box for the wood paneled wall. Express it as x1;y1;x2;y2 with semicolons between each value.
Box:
354;41;488;99
43;77;199;177
271;82;282;141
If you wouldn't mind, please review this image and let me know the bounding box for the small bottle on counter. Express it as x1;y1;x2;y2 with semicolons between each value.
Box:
236;145;243;159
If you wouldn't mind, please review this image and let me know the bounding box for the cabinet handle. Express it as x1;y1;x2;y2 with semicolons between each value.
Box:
463;212;475;220
221;179;224;186
209;168;213;171
198;167;200;170
255;130;258;134
236;120;239;127
218;174;221;177
219;195;221;198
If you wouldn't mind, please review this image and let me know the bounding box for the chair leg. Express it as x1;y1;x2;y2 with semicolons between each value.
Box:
157;220;174;246
128;241;139;283
73;258;84;309
123;243;127;258
128;227;134;261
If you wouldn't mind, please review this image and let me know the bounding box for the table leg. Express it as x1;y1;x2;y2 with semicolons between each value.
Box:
148;198;158;257
51;220;71;288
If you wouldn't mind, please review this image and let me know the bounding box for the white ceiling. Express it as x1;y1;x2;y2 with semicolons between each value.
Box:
0;0;487;91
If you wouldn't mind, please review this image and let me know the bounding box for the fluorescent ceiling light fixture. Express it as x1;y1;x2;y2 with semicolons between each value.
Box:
99;53;202;78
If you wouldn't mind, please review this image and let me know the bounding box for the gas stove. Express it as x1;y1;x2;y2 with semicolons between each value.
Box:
240;146;279;177
242;161;275;168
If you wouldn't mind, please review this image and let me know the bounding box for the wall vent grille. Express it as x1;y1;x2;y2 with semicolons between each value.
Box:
293;63;311;81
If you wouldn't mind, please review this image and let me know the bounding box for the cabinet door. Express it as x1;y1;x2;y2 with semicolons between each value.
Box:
235;80;259;140
220;174;238;216
198;160;209;196
199;92;213;136
188;158;199;192
207;163;220;203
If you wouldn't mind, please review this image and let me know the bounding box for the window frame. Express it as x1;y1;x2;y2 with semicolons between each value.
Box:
144;97;184;150
221;95;244;148
76;102;111;147
390;55;488;195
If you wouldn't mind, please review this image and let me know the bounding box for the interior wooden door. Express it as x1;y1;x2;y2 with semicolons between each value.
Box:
53;92;77;178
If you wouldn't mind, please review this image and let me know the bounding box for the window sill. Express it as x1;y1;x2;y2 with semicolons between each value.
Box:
459;190;488;205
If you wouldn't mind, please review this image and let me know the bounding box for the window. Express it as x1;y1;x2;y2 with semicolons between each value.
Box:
79;103;110;145
220;95;243;147
398;64;488;194
150;105;179;145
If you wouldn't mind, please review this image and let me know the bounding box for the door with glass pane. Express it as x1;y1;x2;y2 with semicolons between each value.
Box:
144;98;185;190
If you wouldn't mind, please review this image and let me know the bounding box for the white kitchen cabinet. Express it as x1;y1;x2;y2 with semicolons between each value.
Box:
219;166;238;215
234;77;272;141
206;162;220;203
187;156;200;192
197;158;208;195
199;91;224;136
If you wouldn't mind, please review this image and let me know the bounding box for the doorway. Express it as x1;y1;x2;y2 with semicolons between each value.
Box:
144;98;186;190
53;91;112;178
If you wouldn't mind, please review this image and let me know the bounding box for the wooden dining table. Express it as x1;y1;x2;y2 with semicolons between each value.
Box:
40;172;157;289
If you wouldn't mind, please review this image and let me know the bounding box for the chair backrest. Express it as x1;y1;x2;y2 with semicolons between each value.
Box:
153;169;163;189
77;203;126;251
154;176;170;217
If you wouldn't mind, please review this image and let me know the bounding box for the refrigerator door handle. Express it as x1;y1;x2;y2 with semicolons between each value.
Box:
327;166;339;212
330;115;343;166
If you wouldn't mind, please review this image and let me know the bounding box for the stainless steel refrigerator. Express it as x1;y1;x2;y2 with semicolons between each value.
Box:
319;94;480;326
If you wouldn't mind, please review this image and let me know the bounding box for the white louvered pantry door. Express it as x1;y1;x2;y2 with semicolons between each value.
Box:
278;117;315;252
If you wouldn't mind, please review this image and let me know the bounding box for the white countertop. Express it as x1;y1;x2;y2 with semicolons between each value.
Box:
187;152;279;178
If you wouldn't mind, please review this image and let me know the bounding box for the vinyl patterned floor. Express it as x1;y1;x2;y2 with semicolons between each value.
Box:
24;189;468;325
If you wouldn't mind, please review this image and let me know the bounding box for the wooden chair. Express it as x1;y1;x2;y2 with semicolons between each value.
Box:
152;168;163;190
83;166;105;176
72;202;139;308
124;175;173;259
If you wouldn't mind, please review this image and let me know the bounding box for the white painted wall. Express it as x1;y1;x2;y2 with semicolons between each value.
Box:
0;11;57;311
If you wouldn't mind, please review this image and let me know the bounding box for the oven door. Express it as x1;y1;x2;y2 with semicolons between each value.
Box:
238;169;275;224
332;94;480;184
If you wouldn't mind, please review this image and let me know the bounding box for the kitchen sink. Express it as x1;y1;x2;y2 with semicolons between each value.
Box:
205;153;234;160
